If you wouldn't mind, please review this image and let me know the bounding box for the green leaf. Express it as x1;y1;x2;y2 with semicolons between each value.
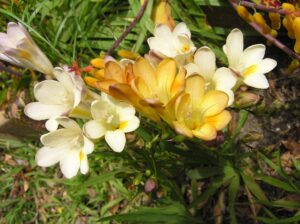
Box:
234;110;249;136
257;174;298;193
257;214;300;224
187;167;223;180
228;175;240;224
241;172;268;201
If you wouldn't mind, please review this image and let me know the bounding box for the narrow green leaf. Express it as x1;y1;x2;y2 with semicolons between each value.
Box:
228;175;240;224
241;172;268;201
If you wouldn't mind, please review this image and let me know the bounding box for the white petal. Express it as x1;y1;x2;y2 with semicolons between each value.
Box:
105;130;126;152
257;58;277;74
60;150;80;179
244;73;269;89
7;22;29;46
34;80;68;104
213;67;237;90
193;47;216;81
0;33;15;50
70;74;85;107
80;154;89;175
45;118;59;131
35;146;65;167
83;120;106;139
41;129;78;147
122;116;140;133
0;53;23;66
24;102;68;120
241;44;266;68
184;63;201;77
216;88;235;106
56;117;81;131
118;103;136;121
90;99;111;120
83;136;94;154
154;24;173;39
173;22;191;38
53;67;75;93
224;28;244;67
147;37;176;58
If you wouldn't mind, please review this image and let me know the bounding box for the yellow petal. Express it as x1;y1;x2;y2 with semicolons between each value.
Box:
84;76;99;88
192;123;217;141
125;63;135;83
117;50;139;60
157;58;176;104
200;90;228;117
151;0;175;30
185;75;205;110
173;121;193;138
105;61;124;83
171;66;185;98
133;57;157;93
175;93;190;122
95;79;117;93
131;77;154;99
91;69;105;79
90;58;105;69
204;110;232;130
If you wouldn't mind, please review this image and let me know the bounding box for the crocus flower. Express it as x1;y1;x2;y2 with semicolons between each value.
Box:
83;94;140;152
35;117;94;179
173;75;231;141
147;22;196;65
24;67;86;131
185;47;237;105
0;22;53;76
223;28;277;89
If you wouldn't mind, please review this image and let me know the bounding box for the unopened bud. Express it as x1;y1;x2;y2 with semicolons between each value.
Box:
235;92;261;108
268;12;281;30
152;0;175;30
293;17;300;53
236;5;254;22
253;13;271;34
144;178;156;193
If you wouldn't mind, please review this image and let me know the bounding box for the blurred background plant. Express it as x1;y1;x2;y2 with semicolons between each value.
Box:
0;0;300;223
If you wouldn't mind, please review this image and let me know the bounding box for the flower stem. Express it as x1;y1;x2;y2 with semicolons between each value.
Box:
235;0;289;15
106;0;149;56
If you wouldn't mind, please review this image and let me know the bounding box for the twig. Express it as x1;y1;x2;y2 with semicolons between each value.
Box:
234;0;289;15
229;0;300;62
106;0;149;56
0;61;23;77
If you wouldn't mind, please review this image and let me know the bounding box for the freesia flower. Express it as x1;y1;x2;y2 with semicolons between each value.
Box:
0;22;53;76
185;47;237;105
147;22;196;65
83;94;140;152
223;28;277;89
173;75;231;141
24;67;86;131
35;117;94;179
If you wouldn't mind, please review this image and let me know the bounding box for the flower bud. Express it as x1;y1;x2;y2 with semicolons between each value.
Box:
293;17;300;53
268;12;281;30
144;178;156;193
235;91;261;108
151;0;175;30
253;13;271;34
236;5;254;22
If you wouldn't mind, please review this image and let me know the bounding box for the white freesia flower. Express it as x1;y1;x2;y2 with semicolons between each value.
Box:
147;22;196;65
0;22;53;76
35;117;94;179
223;28;277;89
83;94;140;153
185;47;237;105
24;67;86;131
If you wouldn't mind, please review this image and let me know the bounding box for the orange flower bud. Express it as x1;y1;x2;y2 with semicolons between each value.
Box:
283;16;295;39
152;0;175;30
282;3;296;13
287;59;300;73
90;58;105;69
293;17;300;53
236;5;254;22
268;12;281;30
253;13;271;34
117;49;139;60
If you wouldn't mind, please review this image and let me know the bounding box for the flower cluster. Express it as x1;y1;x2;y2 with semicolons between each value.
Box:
0;23;140;178
86;23;277;140
0;21;276;178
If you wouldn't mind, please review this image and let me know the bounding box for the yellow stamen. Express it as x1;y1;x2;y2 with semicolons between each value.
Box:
19;51;31;60
119;121;128;130
79;151;84;161
242;65;258;78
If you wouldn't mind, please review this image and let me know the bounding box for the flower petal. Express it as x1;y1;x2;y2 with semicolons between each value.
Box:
192;123;217;141
213;67;237;90
184;63;201;77
243;73;269;89
24;102;68;120
173;121;193;138
83;136;94;154
122;116;140;133
83;120;106;139
45;118;59;131
35;146;65;167
257;58;277;74
105;130;126;152
60;150;80;179
185;75;205;110
41;129;77;147
204;110;232;130
193;46;216;81
200;90;228;117
80;153;89;175
241;44;266;68
34;80;68;104
173;22;191;38
224;28;244;68
56;117;81;131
